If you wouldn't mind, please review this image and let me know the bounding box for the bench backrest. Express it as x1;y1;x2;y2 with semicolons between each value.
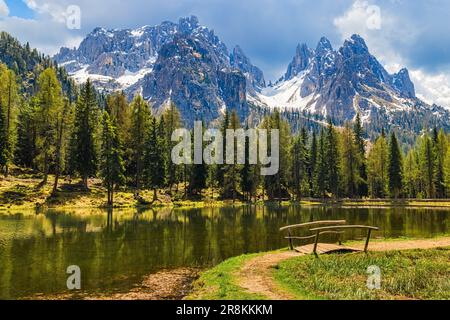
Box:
279;220;347;232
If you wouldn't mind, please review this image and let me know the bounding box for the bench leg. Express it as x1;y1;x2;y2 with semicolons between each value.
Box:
364;229;372;253
288;229;294;251
313;231;320;255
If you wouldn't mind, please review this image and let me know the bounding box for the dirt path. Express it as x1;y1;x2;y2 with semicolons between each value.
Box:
236;238;450;300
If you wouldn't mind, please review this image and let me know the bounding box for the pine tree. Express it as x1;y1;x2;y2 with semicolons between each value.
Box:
241;124;253;201
15;99;38;168
100;112;125;206
52;98;72;194
222;110;242;201
444;148;450;197
143;117;166;202
325;120;340;198
291;132;308;200
403;150;420;198
315;129;327;198
340;122;361;198
129;95;150;197
69;79;98;189
353;113;368;197
162;103;182;194
419;135;436;198
0;98;7;172
434;129;447;198
388;132;403;198
309;130;318;196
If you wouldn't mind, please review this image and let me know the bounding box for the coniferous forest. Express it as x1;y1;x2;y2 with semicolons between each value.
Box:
1;32;450;207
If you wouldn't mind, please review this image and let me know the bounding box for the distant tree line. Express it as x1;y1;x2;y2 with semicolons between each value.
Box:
1;64;450;205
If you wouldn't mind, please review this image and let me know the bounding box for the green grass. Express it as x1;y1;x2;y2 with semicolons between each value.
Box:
187;253;266;300
274;247;450;300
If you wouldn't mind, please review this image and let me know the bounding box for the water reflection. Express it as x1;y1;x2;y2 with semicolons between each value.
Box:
0;205;448;299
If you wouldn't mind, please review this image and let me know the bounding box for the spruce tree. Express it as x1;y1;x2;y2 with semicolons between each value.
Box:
315;129;327;198
353;113;368;197
129;95;150;197
162;103;182;194
388;132;403;198
0;98;7;172
143;117;166;202
309;130;318;196
15;99;38;169
325;120;340;198
420;135;436;198
100;112;125;206
69;79;98;189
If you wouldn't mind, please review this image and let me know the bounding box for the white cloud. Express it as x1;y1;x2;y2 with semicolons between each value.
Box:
334;0;450;110
0;0;9;17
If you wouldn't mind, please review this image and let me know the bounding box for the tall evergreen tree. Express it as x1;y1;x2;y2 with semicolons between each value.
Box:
353;113;368;197
162;103;182;193
309;130;318;196
143;117;166;202
340;122;361;197
325;120;340;197
388;132;403;198
35;68;63;184
69;79;98;189
100;112;125;206
0;98;7;173
403;150;420;198
419;135;436;198
367;134;389;198
15;99;38;169
222;110;242;201
129;95;150;197
315;129;327;198
434;129;447;198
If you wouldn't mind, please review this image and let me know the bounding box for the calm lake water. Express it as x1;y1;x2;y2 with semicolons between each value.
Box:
0;205;449;299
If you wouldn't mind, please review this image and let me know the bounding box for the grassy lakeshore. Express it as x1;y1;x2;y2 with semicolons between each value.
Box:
2;173;450;211
188;237;450;300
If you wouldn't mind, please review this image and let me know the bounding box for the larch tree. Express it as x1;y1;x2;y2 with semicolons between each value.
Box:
367;133;389;198
35;68;63;185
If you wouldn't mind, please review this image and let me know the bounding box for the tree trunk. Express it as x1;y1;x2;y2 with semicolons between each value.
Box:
153;188;158;202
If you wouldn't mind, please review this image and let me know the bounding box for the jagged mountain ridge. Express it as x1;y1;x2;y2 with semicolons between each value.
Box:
53;16;450;135
55;16;262;123
250;34;450;138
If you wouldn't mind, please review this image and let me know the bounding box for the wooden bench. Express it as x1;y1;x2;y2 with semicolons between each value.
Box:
309;225;380;254
279;220;347;251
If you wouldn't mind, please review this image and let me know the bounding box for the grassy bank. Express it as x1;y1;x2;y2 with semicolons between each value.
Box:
2;173;450;211
275;248;449;300
188;238;450;300
187;253;266;300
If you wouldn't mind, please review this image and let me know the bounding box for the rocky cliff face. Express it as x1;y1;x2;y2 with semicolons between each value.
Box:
250;34;449;137
54;17;449;135
55;16;261;125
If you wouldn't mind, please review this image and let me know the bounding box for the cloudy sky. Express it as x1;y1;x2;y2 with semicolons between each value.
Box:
1;0;450;108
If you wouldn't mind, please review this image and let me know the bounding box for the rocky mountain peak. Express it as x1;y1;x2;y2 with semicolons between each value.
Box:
316;36;333;53
230;45;266;91
392;68;415;98
284;43;313;80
